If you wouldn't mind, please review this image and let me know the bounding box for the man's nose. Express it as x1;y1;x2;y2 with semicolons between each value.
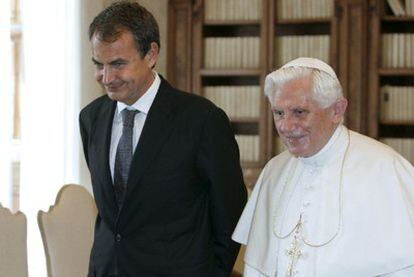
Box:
101;66;115;85
278;115;296;132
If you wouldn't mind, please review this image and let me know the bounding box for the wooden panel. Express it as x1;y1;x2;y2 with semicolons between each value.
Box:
336;0;369;133
167;0;193;92
191;0;203;95
367;0;381;138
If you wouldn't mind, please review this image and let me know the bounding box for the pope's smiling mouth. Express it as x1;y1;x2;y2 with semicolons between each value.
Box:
285;134;305;144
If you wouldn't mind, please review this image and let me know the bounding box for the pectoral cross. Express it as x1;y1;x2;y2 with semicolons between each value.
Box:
285;218;303;277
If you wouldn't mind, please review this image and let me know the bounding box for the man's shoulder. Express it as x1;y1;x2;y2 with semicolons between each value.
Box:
80;94;111;117
349;130;400;159
161;83;224;122
262;151;292;176
167;85;218;111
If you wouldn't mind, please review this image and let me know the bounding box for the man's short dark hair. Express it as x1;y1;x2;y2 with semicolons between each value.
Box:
89;1;160;57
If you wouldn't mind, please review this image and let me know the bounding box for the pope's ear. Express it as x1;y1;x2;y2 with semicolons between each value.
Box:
145;42;159;68
332;97;347;123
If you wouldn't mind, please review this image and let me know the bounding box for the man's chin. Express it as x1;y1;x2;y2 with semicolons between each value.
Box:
286;144;306;157
106;91;123;101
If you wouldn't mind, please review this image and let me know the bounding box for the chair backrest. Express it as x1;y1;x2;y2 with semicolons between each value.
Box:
0;204;28;277
38;184;97;277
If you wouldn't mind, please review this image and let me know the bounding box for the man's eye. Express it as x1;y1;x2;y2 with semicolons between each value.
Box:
294;109;306;116
94;63;103;70
274;110;284;118
113;62;125;68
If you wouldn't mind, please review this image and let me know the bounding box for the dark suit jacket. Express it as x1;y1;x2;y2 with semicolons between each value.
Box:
79;77;247;277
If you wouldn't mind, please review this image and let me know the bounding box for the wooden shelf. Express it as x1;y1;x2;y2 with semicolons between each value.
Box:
230;121;259;135
276;18;331;24
204;20;261;26
379;68;414;76
200;68;262;76
380;120;414;125
382;16;414;22
229;117;260;123
274;20;331;36
379;124;414;138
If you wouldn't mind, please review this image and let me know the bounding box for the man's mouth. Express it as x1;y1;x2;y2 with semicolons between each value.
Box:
105;84;123;92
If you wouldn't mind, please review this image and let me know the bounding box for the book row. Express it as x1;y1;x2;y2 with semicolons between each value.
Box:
204;86;261;119
204;0;262;21
386;0;414;16
235;135;260;162
275;35;330;67
380;86;414;122
237;136;288;162
204;37;260;69
277;0;333;20
381;34;414;68
381;138;414;165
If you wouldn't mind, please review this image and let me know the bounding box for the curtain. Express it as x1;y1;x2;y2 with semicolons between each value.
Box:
20;0;81;276
0;0;13;209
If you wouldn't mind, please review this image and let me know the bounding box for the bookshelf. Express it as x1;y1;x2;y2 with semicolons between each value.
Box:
168;0;340;187
168;0;387;186
368;0;414;164
190;0;268;186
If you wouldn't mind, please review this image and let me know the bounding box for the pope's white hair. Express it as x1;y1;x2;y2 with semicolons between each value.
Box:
264;66;343;108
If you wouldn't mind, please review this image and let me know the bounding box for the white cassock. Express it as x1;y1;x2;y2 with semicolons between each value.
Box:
232;125;414;277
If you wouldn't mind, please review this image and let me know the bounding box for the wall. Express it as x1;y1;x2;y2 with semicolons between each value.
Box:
139;0;168;77
79;0;105;192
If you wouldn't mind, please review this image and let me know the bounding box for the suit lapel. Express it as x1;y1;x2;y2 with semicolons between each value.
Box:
123;79;177;204
93;99;118;222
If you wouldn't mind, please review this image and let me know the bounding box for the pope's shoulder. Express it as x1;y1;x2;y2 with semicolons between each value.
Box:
261;150;292;176
348;130;404;162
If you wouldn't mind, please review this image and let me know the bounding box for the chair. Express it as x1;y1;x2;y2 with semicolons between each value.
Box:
0;203;28;277
38;184;97;277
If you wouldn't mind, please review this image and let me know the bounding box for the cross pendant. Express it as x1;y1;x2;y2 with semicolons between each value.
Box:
285;220;303;277
285;235;302;277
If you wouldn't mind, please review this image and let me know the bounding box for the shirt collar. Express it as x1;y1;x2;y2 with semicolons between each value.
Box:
298;124;348;167
115;71;161;118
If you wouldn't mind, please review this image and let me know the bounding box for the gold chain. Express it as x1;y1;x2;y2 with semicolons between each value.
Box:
273;129;351;248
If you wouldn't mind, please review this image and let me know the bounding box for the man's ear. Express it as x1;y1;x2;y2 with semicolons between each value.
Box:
331;97;348;124
145;42;159;68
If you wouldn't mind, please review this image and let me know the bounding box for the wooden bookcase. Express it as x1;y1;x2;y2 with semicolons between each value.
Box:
168;0;381;187
368;0;414;137
367;0;414;163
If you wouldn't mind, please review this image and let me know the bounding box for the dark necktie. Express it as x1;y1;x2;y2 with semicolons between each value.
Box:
114;109;139;208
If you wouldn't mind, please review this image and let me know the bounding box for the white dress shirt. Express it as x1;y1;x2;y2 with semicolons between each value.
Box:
109;72;161;182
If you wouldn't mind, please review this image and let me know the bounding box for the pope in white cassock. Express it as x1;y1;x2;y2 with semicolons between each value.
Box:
232;57;414;277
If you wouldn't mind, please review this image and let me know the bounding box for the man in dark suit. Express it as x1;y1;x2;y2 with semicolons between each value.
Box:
79;2;247;276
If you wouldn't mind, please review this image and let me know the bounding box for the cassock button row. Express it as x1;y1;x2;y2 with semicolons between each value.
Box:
116;233;122;242
309;168;318;174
